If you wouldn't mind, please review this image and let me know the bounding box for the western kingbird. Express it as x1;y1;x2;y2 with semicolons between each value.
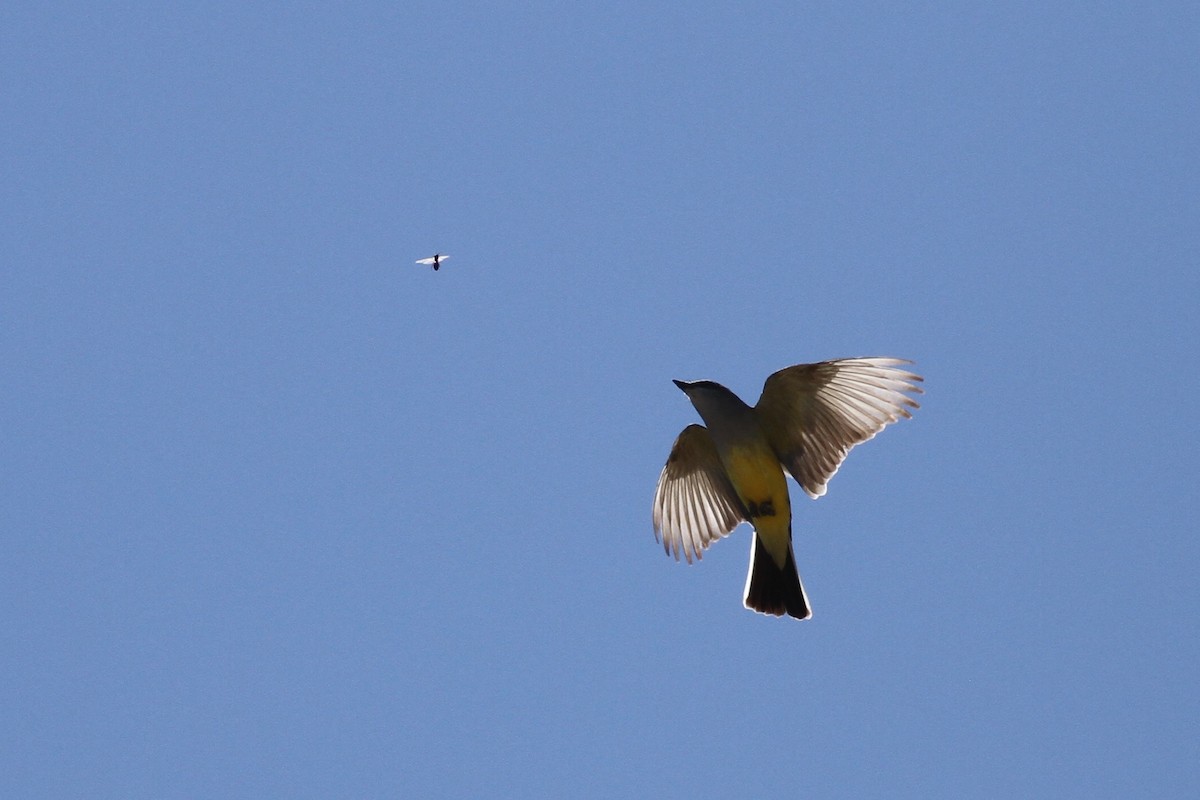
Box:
653;357;923;620
416;254;449;271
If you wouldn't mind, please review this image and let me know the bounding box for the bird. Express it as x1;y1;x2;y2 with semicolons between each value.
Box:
416;254;449;271
652;357;923;620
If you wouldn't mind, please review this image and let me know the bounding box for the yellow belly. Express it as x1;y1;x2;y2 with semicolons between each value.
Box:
722;446;792;567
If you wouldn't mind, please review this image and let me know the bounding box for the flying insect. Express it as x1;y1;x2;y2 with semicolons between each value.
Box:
416;254;449;271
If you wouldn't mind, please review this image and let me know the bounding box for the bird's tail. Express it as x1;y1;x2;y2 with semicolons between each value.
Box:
743;531;811;620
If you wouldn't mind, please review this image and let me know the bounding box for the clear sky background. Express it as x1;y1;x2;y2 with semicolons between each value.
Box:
3;3;1197;798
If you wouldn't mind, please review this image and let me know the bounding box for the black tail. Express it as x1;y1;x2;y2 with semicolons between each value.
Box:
744;534;811;620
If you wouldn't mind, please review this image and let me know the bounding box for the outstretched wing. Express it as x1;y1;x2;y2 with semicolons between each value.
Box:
652;424;747;563
755;358;923;499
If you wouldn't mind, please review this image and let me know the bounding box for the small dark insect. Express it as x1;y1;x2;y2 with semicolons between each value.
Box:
416;254;450;271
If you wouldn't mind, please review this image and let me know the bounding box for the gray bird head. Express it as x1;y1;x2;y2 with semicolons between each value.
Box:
672;378;750;425
673;378;729;395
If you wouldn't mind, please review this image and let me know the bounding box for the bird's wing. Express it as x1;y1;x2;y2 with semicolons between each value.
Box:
415;257;436;265
652;424;747;563
755;358;923;499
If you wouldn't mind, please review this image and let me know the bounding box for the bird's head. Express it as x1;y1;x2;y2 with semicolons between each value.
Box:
672;378;721;395
672;378;747;422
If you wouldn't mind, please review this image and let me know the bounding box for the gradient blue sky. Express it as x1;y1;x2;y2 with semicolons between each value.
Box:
4;3;1198;798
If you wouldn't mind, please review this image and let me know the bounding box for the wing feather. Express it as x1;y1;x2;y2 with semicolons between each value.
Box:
755;357;923;499
652;424;746;563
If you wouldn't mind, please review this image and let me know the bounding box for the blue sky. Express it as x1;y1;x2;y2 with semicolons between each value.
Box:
3;2;1197;797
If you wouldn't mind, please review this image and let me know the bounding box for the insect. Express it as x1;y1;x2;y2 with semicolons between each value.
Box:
416;254;449;271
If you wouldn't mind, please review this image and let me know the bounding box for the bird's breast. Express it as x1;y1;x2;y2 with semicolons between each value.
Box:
721;445;790;518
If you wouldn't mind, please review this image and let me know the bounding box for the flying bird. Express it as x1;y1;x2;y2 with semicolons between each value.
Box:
416;254;449;271
653;357;923;620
